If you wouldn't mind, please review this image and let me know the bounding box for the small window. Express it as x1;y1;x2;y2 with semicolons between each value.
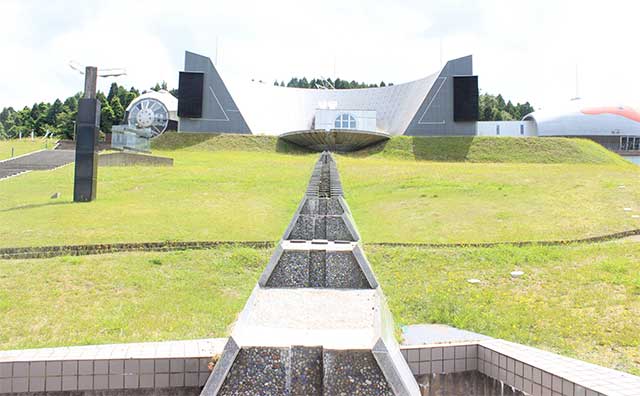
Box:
335;113;357;129
520;125;524;135
496;125;500;135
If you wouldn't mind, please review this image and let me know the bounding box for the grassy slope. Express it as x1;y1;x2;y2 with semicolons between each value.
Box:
0;139;58;161
0;247;267;349
1;242;638;375
1;135;639;247
0;150;316;247
152;132;309;154
353;136;627;165
339;156;640;243
369;242;640;375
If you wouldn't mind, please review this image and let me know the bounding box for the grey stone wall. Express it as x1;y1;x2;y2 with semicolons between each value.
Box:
404;56;477;137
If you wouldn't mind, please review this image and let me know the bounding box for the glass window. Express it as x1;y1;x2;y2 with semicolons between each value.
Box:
520;125;524;135
334;113;357;129
496;125;500;135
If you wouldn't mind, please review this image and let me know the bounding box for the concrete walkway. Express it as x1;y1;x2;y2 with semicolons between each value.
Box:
0;150;75;180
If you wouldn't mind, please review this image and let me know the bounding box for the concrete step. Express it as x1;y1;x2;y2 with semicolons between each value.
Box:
259;241;378;289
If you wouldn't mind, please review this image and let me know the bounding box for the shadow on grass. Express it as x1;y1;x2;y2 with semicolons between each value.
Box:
345;136;475;161
275;138;313;155
411;136;473;161
151;133;221;150
0;201;73;213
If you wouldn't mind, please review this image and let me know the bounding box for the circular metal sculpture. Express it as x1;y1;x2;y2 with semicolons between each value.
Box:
127;98;170;137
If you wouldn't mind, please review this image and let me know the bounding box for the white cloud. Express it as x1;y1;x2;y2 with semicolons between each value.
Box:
0;0;638;110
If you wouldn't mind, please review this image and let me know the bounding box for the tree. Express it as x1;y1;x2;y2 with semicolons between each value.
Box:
55;109;76;139
380;81;386;87
151;81;168;92
107;82;119;102
45;99;63;126
110;96;125;124
97;92;115;133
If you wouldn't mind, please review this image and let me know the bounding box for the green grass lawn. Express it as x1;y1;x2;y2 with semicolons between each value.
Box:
370;241;640;375
1;241;638;375
352;136;627;165
2;140;639;247
0;138;57;160
0;247;268;349
339;156;640;243
0;150;317;247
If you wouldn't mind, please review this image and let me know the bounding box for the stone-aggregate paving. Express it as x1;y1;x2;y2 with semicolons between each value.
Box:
203;152;419;395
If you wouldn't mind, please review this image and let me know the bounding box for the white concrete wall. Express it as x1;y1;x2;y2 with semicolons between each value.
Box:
477;121;537;137
314;109;377;132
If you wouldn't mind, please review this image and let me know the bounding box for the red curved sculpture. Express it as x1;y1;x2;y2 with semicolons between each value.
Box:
581;106;640;123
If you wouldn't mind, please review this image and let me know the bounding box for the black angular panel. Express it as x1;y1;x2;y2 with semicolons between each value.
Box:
453;76;479;122
178;72;204;118
74;98;100;202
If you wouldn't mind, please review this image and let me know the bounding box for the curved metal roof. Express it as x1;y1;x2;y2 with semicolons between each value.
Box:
126;90;178;114
224;75;437;136
523;100;640;136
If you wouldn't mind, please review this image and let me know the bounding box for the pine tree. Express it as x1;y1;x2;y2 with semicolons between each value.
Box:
107;82;118;102
110;96;125;124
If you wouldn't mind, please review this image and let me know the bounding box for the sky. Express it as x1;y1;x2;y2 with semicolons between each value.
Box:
0;0;638;111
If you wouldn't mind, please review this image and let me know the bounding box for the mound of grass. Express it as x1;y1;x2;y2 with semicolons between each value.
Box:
339;156;640;243
369;241;640;375
0;138;58;161
0;150;316;248
352;136;628;165
2;242;638;375
0;247;268;349
152;132;309;154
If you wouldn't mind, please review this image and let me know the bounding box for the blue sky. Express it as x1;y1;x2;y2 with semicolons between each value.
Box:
1;0;638;110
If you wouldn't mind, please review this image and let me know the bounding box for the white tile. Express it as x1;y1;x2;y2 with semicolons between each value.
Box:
45;376;62;391
155;359;170;373
62;375;77;391
12;377;28;393
125;359;139;374
140;374;154;388
466;345;477;359
185;358;199;372
444;360;455;373
407;349;420;363
109;374;124;389
78;375;93;390
124;374;139;389
29;376;45;392
170;373;184;387
94;375;109;390
155;373;169;388
170;359;185;373
46;361;62;376
0;378;11;393
109;360;124;374
455;346;466;359
184;372;198;387
62;361;77;376
444;347;455;360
